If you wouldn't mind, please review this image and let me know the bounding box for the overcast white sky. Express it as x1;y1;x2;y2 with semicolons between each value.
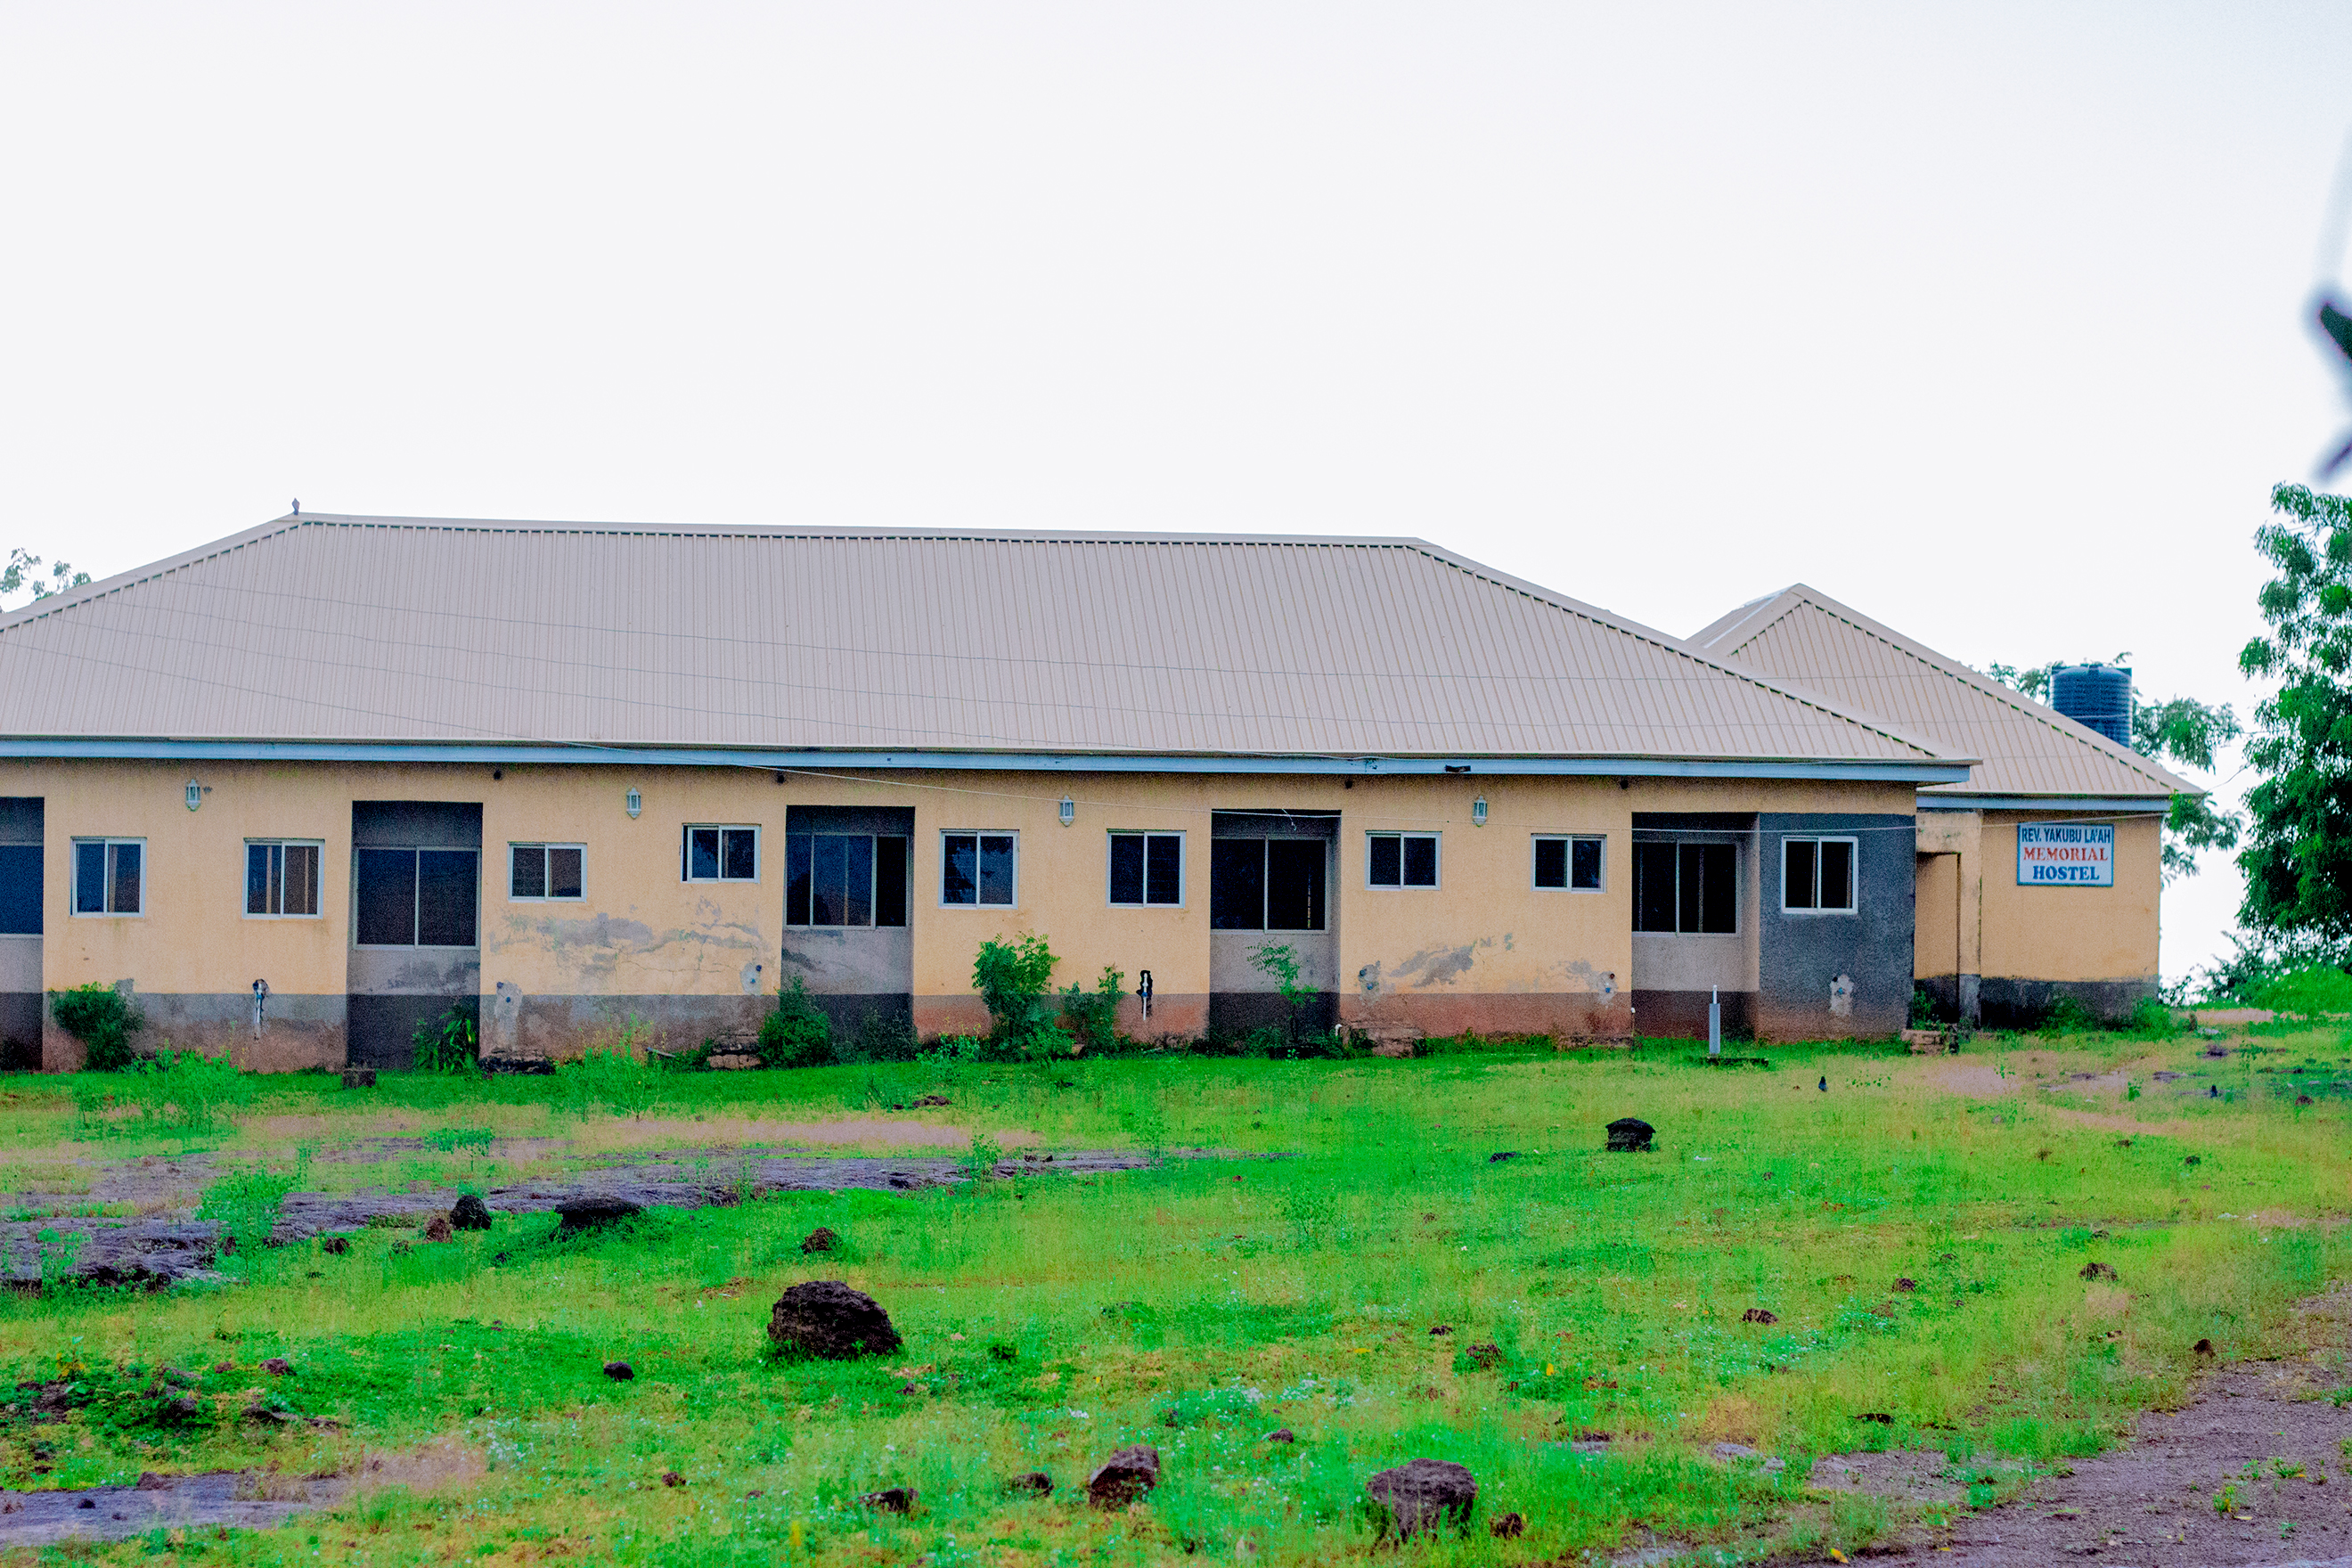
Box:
2;3;2348;982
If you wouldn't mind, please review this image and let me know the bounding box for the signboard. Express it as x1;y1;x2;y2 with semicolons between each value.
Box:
2016;823;2114;886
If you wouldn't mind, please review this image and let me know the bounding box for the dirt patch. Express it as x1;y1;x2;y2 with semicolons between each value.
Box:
0;1471;345;1545
0;1146;1156;1285
0;1440;485;1547
1806;1290;2352;1565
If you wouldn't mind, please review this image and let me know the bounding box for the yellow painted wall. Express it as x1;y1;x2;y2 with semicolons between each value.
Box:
1978;810;2162;984
0;756;1928;1062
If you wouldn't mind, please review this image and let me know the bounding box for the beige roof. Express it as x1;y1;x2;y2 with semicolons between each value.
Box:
1689;584;2192;801
0;513;1964;773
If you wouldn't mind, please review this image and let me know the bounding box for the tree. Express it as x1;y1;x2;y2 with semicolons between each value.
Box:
1984;659;2241;882
2236;483;2352;941
0;548;89;607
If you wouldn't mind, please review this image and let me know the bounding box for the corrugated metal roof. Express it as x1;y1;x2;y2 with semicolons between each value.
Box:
0;514;1962;765
1690;584;2191;800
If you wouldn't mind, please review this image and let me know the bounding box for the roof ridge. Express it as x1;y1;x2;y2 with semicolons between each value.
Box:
1391;550;1958;762
1769;584;2189;796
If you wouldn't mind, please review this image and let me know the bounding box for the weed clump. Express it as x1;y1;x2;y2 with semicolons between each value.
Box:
49;984;143;1071
758;977;833;1068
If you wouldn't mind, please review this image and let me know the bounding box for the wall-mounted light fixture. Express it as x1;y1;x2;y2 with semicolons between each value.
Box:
184;779;204;813
625;787;643;819
1058;796;1075;827
1471;796;1488;827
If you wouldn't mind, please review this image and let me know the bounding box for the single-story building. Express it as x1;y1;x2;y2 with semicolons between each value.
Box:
1689;584;2191;1030
0;512;2181;1069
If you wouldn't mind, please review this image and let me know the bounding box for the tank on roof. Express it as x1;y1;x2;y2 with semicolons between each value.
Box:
2049;664;2133;747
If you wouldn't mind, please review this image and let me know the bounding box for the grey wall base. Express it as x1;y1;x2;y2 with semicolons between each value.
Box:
0;992;38;1070
1631;989;1756;1041
348;994;470;1071
1209;990;1338;1040
1977;976;2157;1030
1913;974;1982;1025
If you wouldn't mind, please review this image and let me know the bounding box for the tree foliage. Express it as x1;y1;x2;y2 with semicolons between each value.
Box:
2236;483;2352;940
1984;658;2241;882
0;548;89;605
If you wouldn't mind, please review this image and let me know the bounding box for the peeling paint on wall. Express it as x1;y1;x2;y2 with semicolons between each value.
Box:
1829;973;1854;1018
497;900;766;991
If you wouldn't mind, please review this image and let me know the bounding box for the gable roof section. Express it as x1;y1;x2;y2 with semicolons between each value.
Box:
1690;584;2191;801
0;514;1967;776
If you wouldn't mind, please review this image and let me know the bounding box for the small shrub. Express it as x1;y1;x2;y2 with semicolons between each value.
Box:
2039;995;2103;1036
412;1004;479;1074
2119;997;2183;1039
198;1157;308;1266
844;1007;918;1063
50;984;144;1071
1058;965;1125;1052
1250;942;1317;1048
2250;964;2352;1018
960;1130;1004;1182
974;934;1062;1052
758;977;834;1068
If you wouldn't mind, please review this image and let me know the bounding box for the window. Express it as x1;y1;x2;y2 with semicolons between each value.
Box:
355;848;479;946
1366;832;1439;889
1108;833;1183;907
788;834;909;926
0;845;39;935
246;841;323;917
941;832;1016;907
1211;838;1326;930
682;825;759;882
1533;835;1605;892
72;838;143;916
1632;840;1736;934
1783;837;1856;913
510;844;585;902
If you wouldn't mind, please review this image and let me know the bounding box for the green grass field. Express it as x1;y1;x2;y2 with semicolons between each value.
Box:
1;1025;2347;1565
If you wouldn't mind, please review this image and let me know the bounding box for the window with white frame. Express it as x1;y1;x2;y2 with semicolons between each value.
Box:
1533;835;1605;892
941;832;1017;906
1783;836;1857;912
246;840;323;917
682;825;759;882
1365;831;1439;889
510;843;585;901
72;838;143;916
1108;832;1183;906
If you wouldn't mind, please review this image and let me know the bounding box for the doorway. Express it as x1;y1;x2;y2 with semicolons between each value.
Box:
347;801;482;1068
1207;811;1337;1037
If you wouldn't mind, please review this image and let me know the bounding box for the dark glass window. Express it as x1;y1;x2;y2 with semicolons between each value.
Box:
73;840;142;916
247;842;322;916
683;826;758;881
355;848;417;944
876;836;908;926
510;844;584;901
1784;838;1817;910
357;847;478;945
1632;842;1677;933
943;834;977;906
791;833;886;927
1534;837;1568;889
978;835;1015;905
1265;840;1326;930
1784;837;1855;912
417;851;479;946
1571;837;1604;891
941;833;1014;907
0;845;40;935
1209;840;1264;929
1108;833;1183;906
1366;833;1437;888
1643;842;1737;934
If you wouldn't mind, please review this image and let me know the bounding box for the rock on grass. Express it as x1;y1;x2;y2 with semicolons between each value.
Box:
450;1194;494;1231
1366;1458;1476;1537
555;1197;642;1234
1087;1445;1162;1508
765;1281;902;1360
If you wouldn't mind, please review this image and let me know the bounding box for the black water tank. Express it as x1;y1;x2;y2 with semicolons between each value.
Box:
2049;664;2132;745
